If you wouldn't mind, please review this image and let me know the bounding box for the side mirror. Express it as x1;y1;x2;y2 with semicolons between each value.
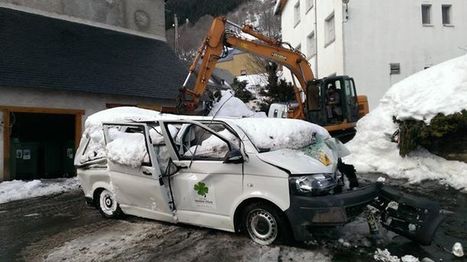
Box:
223;149;244;164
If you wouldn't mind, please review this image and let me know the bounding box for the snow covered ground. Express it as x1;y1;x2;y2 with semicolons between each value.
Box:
0;178;80;204
209;90;267;117
42;220;332;262
344;55;467;191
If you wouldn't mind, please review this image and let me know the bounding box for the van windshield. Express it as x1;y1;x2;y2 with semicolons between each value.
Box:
233;118;330;152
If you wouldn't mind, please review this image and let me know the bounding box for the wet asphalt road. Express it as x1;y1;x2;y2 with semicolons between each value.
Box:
0;174;466;261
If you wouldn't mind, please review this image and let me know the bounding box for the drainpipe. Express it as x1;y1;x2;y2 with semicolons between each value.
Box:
342;0;349;75
314;0;319;78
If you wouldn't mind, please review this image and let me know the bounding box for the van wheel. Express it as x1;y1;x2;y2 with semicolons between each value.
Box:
97;189;122;218
243;202;290;245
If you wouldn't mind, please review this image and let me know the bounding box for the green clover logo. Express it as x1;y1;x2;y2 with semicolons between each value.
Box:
194;182;209;197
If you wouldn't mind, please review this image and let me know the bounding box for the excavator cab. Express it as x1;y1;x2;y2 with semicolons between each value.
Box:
306;76;361;139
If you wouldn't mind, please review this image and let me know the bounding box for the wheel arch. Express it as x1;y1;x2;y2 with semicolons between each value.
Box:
91;182;113;206
233;197;290;233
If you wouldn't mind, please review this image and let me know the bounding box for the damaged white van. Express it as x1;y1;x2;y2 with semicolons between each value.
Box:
75;107;444;246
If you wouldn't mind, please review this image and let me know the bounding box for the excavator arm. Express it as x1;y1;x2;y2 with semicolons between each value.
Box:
177;16;314;119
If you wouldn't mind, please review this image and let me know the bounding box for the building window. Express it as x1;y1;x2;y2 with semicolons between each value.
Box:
305;0;313;13
296;44;302;53
421;4;432;25
324;12;335;46
294;1;301;26
390;63;401;75
307;32;316;57
442;5;452;25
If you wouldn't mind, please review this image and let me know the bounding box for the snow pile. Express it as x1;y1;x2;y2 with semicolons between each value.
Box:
184;129;240;158
209;91;267;118
374;249;420;262
106;130;148;168
79;107;167;165
345;55;467;191
0;178;80;204
235;118;330;150
384;55;467;123
237;73;268;93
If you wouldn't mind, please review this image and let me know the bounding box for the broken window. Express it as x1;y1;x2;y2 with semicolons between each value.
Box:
149;124;179;174
166;122;236;161
104;125;151;168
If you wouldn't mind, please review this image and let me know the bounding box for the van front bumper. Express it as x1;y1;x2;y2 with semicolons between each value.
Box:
285;184;380;241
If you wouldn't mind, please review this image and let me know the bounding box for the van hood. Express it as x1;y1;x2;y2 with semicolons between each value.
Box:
256;149;336;174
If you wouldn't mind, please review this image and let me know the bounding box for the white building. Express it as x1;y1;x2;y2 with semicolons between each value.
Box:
275;0;467;109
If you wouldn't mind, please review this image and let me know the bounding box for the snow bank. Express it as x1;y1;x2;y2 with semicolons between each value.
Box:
374;249;420;262
385;54;467;123
345;55;467;191
79;107;168;165
0;178;80;204
208;90;266;118
235;118;330;150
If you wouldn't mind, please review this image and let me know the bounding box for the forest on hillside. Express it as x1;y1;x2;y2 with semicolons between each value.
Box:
164;0;249;29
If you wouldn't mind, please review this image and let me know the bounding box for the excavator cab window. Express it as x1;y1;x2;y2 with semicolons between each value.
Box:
343;78;359;121
325;80;343;123
306;81;320;111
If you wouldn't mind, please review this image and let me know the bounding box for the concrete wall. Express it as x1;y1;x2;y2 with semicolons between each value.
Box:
0;0;166;38
344;0;467;109
0;86;174;181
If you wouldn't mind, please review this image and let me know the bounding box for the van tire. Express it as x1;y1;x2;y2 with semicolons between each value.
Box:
243;202;291;245
96;189;123;218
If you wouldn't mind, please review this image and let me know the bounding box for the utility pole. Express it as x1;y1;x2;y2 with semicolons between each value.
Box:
174;13;179;54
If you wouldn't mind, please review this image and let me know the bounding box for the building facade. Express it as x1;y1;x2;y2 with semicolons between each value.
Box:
0;3;187;181
277;0;467;109
0;0;166;38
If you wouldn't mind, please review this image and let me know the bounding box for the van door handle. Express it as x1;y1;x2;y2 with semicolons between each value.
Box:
142;170;152;176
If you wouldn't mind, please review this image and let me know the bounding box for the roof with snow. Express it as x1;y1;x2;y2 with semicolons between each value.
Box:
218;49;244;63
0;6;187;100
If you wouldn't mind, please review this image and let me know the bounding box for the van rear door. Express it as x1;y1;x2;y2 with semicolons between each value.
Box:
103;123;175;223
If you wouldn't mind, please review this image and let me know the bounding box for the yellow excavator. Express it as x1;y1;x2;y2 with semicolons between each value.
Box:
163;16;369;138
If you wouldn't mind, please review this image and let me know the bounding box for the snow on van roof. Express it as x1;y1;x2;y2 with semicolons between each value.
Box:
344;55;467;191
234;118;330;150
79;106;331;166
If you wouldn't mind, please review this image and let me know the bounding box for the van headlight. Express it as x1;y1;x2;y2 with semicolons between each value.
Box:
291;174;337;196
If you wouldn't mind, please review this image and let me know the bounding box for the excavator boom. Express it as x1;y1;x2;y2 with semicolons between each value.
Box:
176;16;314;119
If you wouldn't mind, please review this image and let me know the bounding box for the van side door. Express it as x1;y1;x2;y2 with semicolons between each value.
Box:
160;120;243;231
103;123;174;223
